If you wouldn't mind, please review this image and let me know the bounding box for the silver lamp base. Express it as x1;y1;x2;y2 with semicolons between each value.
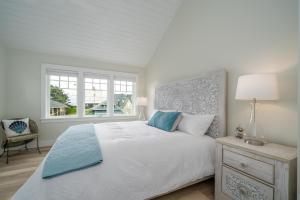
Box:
244;137;264;146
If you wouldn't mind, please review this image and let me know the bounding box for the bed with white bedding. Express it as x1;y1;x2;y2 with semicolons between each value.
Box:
13;121;216;200
13;69;226;200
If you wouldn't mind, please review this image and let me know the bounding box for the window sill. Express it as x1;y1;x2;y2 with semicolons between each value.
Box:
40;115;139;123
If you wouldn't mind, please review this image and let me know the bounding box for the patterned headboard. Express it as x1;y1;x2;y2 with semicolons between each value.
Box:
154;69;227;138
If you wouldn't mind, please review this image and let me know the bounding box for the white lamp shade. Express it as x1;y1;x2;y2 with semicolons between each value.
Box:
235;74;279;100
137;97;147;106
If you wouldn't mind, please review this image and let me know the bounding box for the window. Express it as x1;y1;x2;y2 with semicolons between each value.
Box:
84;76;108;116
48;72;78;117
114;79;135;115
41;64;137;120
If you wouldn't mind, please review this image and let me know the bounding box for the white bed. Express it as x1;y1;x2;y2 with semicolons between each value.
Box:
13;69;226;200
13;121;215;200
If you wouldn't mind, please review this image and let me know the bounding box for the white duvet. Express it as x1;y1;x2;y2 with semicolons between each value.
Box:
12;121;215;200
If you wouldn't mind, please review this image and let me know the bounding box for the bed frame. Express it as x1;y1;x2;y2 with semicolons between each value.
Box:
147;175;214;200
150;69;227;199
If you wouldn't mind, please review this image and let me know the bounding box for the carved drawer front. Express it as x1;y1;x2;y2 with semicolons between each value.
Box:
222;166;273;200
223;149;274;184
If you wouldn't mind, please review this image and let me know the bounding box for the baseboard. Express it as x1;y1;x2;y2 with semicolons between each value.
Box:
41;140;55;147
27;139;55;148
0;139;55;153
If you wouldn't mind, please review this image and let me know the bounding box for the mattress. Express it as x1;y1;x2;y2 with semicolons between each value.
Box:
12;121;215;200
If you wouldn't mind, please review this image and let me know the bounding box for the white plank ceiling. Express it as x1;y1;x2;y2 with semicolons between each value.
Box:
0;0;182;67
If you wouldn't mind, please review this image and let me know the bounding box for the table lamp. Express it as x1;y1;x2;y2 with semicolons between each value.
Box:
137;97;147;120
235;74;279;145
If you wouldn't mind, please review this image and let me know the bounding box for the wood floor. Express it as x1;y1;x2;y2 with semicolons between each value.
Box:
0;148;214;200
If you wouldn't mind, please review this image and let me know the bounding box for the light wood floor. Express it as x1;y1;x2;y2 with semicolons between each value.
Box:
0;148;214;200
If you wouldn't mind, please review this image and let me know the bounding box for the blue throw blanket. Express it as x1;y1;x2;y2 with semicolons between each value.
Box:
42;124;103;179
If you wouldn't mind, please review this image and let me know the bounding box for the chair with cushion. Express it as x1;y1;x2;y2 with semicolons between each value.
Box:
1;118;40;164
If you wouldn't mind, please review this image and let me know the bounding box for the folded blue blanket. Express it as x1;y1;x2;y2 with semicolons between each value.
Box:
42;124;102;179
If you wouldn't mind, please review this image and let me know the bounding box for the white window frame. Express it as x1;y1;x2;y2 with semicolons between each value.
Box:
83;74;110;117
113;77;137;116
41;64;138;122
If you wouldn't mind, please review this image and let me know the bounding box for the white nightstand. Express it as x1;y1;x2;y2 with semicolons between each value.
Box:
215;136;297;200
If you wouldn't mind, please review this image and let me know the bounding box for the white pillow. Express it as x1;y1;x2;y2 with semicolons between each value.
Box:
171;113;182;131
2;118;30;137
178;113;215;136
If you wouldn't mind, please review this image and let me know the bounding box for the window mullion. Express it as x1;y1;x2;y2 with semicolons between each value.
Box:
133;82;137;116
108;76;114;117
46;74;50;118
77;72;84;118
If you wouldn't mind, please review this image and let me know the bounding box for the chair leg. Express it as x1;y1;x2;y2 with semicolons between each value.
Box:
37;136;41;154
6;147;9;164
0;147;4;158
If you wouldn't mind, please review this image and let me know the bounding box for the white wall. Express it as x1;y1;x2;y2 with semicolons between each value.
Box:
5;48;146;146
0;42;6;120
0;42;7;150
297;0;300;197
146;0;298;146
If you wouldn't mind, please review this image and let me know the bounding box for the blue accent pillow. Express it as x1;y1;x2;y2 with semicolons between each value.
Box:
2;118;30;137
148;111;182;132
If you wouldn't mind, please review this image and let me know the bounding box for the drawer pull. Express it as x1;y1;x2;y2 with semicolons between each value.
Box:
239;186;249;197
223;149;274;184
240;162;247;168
222;166;274;200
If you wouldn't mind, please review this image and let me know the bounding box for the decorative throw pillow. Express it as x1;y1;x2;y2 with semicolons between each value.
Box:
149;109;177;121
2;118;30;137
148;111;182;132
178;113;215;137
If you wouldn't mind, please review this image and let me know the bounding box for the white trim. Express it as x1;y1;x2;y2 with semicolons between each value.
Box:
41;66;47;119
108;75;114;117
38;139;56;147
5;139;55;150
41;64;138;120
77;72;84;117
42;64;138;79
40;116;138;123
27;139;55;148
46;73;51;117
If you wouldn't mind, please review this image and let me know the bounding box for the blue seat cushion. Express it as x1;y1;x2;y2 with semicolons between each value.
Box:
148;111;182;132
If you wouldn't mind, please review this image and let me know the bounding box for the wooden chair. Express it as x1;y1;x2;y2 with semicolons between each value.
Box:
1;118;41;164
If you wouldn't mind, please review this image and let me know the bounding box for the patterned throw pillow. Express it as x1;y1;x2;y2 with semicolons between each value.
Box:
2;118;31;137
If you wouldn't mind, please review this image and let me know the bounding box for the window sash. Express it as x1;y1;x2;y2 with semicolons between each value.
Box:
46;73;79;118
41;64;137;119
84;75;109;117
113;79;136;116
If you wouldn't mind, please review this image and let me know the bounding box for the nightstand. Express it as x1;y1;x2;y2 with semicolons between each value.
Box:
215;136;297;200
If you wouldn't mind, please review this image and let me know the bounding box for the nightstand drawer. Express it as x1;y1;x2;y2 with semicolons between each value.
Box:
222;166;274;200
223;149;274;184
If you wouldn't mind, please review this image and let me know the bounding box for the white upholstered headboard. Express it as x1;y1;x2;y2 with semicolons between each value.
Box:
154;69;227;138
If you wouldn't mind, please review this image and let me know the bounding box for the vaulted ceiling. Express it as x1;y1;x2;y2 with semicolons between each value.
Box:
0;0;182;67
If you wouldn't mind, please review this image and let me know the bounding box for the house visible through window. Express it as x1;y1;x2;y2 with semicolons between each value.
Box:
84;77;108;116
114;80;135;115
49;74;77;117
42;64;137;120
